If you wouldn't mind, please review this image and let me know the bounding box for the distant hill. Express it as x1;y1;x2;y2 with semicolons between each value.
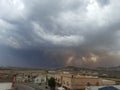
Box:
96;66;120;71
55;66;92;72
0;66;47;71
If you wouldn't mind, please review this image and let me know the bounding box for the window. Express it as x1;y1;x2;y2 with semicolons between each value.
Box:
67;81;69;86
87;82;91;86
96;82;99;86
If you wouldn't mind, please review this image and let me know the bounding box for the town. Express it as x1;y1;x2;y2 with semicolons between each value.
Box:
1;0;120;90
0;66;120;90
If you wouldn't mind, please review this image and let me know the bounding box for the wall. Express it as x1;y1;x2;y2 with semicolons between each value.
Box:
0;82;12;90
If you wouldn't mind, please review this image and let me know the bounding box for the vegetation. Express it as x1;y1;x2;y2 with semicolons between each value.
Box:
48;77;56;90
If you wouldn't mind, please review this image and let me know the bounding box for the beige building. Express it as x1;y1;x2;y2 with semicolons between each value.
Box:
55;74;115;90
47;72;56;79
100;79;116;85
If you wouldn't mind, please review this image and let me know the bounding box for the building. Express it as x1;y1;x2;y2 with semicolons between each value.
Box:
34;76;42;84
57;87;65;90
0;82;12;90
47;70;56;79
34;74;46;84
16;74;25;83
16;71;47;83
100;79;116;85
56;74;116;90
56;74;101;90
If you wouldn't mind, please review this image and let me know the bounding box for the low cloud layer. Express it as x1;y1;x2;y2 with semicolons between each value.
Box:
0;0;120;68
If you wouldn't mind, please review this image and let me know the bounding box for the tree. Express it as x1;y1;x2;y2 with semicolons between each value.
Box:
48;77;56;90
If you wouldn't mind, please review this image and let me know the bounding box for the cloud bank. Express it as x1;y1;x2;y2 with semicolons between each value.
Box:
0;0;120;68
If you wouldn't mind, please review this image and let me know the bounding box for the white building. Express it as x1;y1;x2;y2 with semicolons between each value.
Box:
101;79;116;85
0;82;12;90
34;75;46;84
16;74;25;83
57;87;65;90
34;76;42;84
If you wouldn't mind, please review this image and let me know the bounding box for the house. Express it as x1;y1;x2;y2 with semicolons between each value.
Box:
100;79;116;85
47;72;56;79
57;87;65;90
16;74;25;83
34;76;42;84
34;74;46;84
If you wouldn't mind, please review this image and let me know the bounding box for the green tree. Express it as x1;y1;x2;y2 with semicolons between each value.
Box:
48;77;56;90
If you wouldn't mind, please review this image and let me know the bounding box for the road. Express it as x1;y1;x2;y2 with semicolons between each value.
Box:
16;83;43;90
16;84;35;90
26;83;43;90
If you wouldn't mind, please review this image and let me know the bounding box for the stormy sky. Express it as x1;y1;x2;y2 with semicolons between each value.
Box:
0;0;120;68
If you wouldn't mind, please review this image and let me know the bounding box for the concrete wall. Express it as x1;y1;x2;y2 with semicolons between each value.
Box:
0;82;12;90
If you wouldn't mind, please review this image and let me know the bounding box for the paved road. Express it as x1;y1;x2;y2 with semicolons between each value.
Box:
16;84;35;90
16;84;43;90
26;83;42;90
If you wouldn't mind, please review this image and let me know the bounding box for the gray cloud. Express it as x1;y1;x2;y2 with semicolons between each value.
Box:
97;0;110;7
0;0;120;67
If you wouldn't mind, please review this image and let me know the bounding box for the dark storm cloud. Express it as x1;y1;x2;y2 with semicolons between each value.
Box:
0;0;120;68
